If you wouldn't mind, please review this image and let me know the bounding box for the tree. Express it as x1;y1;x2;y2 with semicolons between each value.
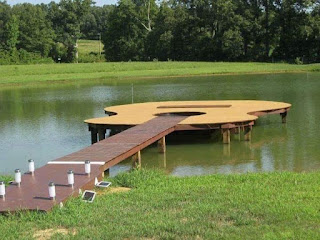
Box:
48;0;94;62
145;2;175;60
12;3;55;57
133;0;158;32
273;0;319;62
308;3;320;62
103;0;146;61
4;15;19;53
81;5;113;39
0;1;11;50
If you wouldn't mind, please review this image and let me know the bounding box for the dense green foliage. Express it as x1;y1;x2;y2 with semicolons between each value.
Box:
0;0;93;64
0;169;319;238
0;0;319;64
103;0;320;63
0;62;319;85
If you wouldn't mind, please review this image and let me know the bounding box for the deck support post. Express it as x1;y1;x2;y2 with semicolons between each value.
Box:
132;151;141;169
157;137;166;153
90;128;98;145
104;168;110;177
98;128;106;141
244;126;252;141
280;111;287;123
222;129;230;144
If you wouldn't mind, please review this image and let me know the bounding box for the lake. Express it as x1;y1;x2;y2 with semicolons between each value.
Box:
0;72;319;176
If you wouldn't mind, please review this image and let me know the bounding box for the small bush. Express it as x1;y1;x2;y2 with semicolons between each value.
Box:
294;57;303;65
78;53;105;63
0;175;14;186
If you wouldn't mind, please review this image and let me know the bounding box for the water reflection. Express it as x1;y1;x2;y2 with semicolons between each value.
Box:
0;72;319;175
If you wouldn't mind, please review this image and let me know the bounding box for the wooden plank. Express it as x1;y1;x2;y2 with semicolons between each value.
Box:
0;116;186;213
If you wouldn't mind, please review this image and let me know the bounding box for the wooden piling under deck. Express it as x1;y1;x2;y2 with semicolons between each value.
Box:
222;129;231;144
158;137;166;153
132;151;141;168
281;112;287;123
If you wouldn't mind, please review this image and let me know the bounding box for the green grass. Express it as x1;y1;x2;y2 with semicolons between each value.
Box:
78;39;104;56
0;169;319;239
78;39;104;63
0;62;319;86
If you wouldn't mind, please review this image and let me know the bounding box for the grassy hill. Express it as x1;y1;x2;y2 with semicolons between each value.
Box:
78;39;105;63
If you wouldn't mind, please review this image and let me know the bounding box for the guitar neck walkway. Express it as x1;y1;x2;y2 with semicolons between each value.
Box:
0;115;186;213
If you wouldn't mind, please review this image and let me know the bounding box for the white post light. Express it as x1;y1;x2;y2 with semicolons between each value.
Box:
67;170;74;187
0;181;5;199
15;169;21;187
85;160;91;175
28;159;35;175
48;182;56;200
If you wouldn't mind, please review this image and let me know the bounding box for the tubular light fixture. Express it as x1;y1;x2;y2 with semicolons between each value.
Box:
15;169;21;187
67;170;74;187
0;181;5;199
28;159;35;175
85;160;91;175
48;182;56;200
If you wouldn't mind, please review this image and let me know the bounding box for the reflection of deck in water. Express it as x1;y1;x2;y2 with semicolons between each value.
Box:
0;100;290;213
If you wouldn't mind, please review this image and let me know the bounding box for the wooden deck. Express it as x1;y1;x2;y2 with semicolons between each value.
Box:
0;115;186;213
0;100;291;213
86;100;291;144
85;100;291;135
85;100;291;126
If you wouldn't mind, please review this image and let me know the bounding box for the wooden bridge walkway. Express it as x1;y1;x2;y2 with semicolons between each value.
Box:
0;115;186;213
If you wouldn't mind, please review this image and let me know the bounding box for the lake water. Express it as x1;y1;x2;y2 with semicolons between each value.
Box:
0;73;319;176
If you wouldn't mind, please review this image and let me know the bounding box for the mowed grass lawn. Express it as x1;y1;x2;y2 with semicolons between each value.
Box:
0;170;319;239
1;61;319;85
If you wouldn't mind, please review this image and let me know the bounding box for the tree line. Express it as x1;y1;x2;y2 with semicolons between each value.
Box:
0;0;319;64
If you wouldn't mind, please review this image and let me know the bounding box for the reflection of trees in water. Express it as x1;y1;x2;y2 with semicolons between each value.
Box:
0;84;132;126
0;73;319;174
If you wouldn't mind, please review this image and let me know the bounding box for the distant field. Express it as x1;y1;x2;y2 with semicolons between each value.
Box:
0;61;319;85
78;39;105;63
0;170;319;239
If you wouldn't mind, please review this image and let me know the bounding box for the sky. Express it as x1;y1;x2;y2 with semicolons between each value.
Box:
7;0;117;6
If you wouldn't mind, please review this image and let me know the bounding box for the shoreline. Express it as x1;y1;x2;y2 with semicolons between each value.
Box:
0;67;318;89
0;61;319;87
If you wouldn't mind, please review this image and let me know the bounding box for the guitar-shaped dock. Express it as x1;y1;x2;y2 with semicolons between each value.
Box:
0;100;290;213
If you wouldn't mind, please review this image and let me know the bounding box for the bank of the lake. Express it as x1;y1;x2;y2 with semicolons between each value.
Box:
0;170;319;239
1;62;320;86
